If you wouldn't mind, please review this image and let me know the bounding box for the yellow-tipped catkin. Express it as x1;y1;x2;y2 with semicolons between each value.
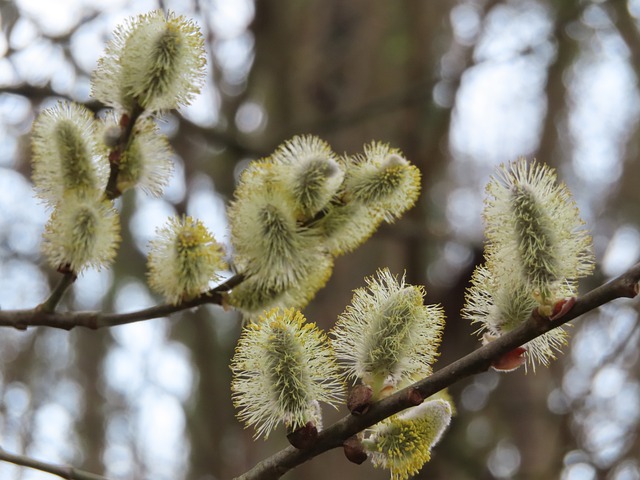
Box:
364;399;453;480
331;269;445;398
92;10;206;112
483;158;594;305
343;142;421;223
463;158;595;369
41;192;120;273
229;174;330;290
147;215;226;305
230;308;344;439
31;102;106;204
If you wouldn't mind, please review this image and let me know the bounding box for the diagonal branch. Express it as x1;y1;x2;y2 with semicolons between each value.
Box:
233;262;640;480
0;447;110;480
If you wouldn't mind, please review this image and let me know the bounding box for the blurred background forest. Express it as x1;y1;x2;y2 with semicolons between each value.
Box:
1;0;640;479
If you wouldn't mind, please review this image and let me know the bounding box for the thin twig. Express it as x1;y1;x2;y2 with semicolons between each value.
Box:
37;272;77;313
105;104;144;200
0;275;243;330
0;447;110;480
233;263;640;480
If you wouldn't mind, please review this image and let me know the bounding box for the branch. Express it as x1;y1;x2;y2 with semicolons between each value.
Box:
38;272;77;313
0;274;244;330
0;447;110;480
234;262;640;480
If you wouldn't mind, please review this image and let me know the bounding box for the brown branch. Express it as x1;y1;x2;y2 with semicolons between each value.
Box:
233;262;640;480
38;271;77;313
0;447;110;480
0;274;244;330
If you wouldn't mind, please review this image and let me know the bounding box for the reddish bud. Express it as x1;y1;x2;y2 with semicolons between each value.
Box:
492;346;527;372
347;384;373;415
549;297;576;321
287;421;318;449
343;436;368;465
56;264;76;277
405;387;424;406
119;113;130;128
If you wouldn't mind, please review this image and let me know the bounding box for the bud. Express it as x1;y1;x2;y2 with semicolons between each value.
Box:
230;308;344;439
490;344;528;372
343;435;368;465
364;399;453;480
331;269;445;399
92;10;206;112
42;192;120;273
287;420;318;449
31;101;106;204
147;215;226;305
347;384;374;415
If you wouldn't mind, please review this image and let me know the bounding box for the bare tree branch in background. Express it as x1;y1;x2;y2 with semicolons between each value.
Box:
0;447;110;480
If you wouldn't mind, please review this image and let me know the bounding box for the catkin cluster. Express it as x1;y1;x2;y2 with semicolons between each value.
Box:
463;158;594;369
228;137;421;315
332;269;453;480
231;269;453;480
32;96;121;274
31;10;228;304
32;14;449;477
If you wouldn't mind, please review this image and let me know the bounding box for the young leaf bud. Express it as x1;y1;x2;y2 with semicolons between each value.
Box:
344;143;421;222
331;269;445;399
42;192;120;273
363;399;453;480
270;135;344;219
483;158;594;305
230;308;344;439
343;435;368;465
147;215;226;305
490;344;528;372
92;10;206;112
31;102;106;204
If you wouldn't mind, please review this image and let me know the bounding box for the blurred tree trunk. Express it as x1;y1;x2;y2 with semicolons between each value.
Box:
534;0;582;168
73;329;108;474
